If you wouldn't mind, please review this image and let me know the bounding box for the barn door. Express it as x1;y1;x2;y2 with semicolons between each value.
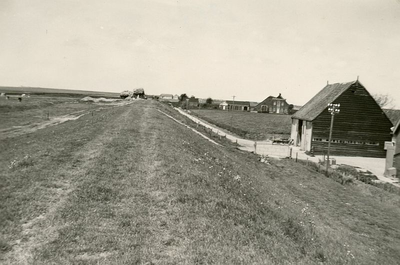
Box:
297;120;303;146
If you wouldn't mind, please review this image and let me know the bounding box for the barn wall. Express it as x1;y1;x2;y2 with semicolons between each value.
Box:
305;121;313;152
228;104;250;111
311;83;393;157
290;119;299;145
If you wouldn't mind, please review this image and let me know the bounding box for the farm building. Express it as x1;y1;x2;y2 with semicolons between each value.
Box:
159;94;173;101
254;93;290;114
249;102;259;112
159;94;179;103
219;100;250;111
290;80;393;157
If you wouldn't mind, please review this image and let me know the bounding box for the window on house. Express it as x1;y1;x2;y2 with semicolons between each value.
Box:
273;102;276;105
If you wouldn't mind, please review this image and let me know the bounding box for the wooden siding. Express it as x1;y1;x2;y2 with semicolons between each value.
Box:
311;83;393;157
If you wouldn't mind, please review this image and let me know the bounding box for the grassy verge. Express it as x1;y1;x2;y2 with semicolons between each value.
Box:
190;109;292;140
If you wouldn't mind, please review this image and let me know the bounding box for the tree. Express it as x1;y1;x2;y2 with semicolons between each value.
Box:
288;104;295;114
206;97;213;104
179;93;188;102
373;93;394;109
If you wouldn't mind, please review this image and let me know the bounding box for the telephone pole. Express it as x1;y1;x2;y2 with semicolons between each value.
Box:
326;103;340;174
231;96;235;128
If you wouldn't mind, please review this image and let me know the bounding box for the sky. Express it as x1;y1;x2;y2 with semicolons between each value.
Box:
1;0;400;107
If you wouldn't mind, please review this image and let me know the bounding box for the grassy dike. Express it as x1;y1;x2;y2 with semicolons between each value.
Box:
1;100;400;264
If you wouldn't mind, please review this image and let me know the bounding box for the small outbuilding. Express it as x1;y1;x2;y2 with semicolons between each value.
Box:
255;93;290;114
290;80;393;157
159;94;174;102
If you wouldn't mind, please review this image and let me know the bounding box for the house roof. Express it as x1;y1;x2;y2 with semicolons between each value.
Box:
249;102;259;107
384;109;400;126
292;81;356;121
394;119;400;135
255;95;287;108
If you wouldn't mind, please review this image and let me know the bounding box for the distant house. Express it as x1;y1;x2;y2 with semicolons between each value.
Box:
255;94;290;114
159;94;179;103
290;80;393;157
159;94;173;101
219;100;250;111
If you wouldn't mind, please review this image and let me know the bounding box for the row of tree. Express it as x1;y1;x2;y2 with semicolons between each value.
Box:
179;93;213;104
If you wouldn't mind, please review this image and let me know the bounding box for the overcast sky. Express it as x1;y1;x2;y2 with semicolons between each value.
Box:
1;0;400;107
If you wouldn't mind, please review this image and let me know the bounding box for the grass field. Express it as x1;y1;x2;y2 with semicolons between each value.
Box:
1;99;400;264
0;96;100;130
191;109;292;140
0;86;120;98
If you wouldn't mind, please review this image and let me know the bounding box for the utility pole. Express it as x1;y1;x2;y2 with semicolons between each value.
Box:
326;103;340;174
231;95;235;128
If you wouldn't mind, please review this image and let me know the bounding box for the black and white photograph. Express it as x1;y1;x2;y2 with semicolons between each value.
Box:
1;1;400;264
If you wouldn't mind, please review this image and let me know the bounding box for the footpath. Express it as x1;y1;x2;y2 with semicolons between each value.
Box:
176;108;399;186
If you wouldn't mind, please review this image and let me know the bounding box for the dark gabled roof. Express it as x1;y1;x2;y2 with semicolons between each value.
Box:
393;119;400;135
292;81;356;121
255;95;287;108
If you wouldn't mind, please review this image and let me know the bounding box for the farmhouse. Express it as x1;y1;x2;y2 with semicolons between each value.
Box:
290;80;393;157
255;93;290;114
159;94;179;103
219;100;250;111
159;94;173;101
